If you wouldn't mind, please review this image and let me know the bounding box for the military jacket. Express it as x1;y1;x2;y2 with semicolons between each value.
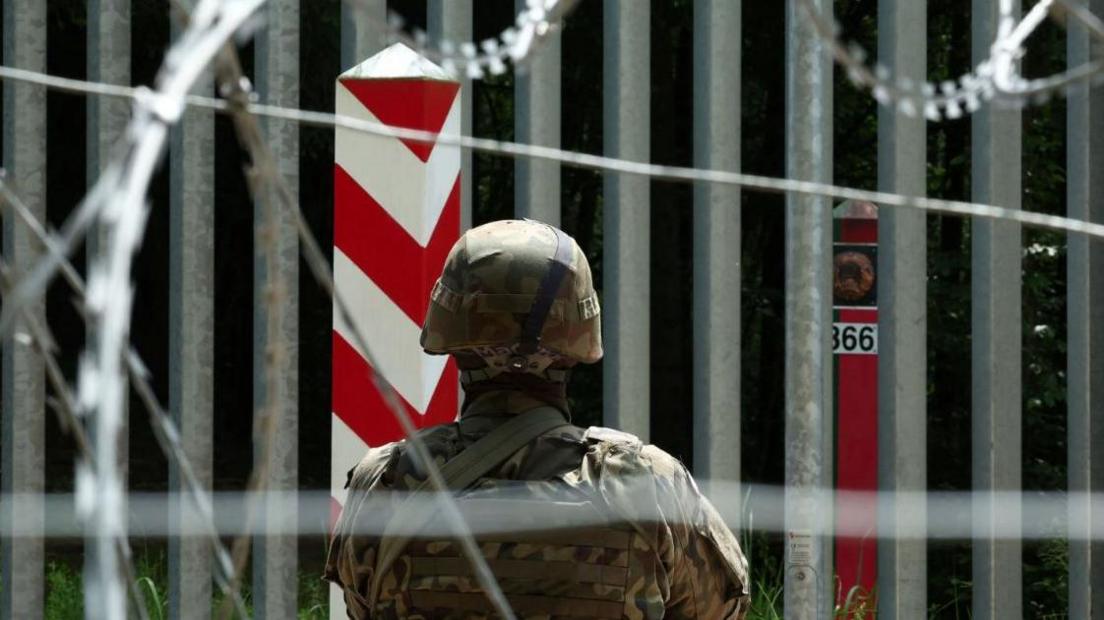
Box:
325;391;750;619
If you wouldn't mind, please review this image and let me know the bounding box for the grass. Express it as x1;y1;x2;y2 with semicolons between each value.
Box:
740;560;877;619
39;549;821;619
42;552;329;620
44;554;791;620
35;540;1067;619
745;545;1070;620
45;562;84;620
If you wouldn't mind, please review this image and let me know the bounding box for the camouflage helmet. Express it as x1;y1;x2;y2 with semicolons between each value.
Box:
420;219;602;366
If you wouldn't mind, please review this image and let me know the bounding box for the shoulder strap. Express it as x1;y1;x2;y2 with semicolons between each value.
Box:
412;406;568;493
368;406;570;610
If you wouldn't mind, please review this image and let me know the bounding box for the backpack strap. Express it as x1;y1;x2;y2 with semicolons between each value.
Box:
368;406;570;610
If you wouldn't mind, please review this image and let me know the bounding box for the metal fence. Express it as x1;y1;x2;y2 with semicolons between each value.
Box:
0;0;1102;618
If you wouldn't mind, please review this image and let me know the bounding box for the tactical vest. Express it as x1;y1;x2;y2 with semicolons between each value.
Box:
364;408;667;619
376;496;665;619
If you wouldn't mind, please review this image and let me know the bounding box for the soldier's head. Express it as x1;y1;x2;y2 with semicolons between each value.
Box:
420;220;602;390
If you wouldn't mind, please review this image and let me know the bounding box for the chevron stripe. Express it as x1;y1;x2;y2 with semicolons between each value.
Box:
340;78;461;162
335;80;460;246
334;165;459;326
333;248;449;412
332;330;458;448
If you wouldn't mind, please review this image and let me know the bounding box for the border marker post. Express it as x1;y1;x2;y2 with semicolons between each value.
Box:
832;200;879;617
329;42;463;616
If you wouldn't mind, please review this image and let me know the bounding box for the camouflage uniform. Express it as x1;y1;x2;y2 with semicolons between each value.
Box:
325;221;749;618
325;390;750;618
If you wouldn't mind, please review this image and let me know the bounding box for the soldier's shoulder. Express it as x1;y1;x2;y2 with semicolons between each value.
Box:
580;427;694;481
580;427;692;470
360;440;403;465
346;441;402;490
582;425;644;448
353;422;454;469
637;443;691;478
346;422;462;490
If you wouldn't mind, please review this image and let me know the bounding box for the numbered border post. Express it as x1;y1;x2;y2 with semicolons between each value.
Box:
832;200;879;615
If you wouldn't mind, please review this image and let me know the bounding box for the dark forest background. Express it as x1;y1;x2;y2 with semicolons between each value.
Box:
11;0;1072;615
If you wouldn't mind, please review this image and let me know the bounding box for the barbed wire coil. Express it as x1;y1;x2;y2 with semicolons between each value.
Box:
799;0;1104;121
0;64;1100;246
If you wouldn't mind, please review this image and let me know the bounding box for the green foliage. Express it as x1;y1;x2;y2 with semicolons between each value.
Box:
134;550;169;619
298;570;329;620
927;572;973;620
1025;538;1070;619
835;581;876;618
741;551;1001;619
134;576;164;620
40;553;328;619
745;541;784;620
45;562;83;620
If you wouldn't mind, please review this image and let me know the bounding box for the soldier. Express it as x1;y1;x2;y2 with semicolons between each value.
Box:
326;219;749;619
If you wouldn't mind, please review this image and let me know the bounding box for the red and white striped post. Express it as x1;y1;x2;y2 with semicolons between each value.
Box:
330;42;462;613
832;200;879;617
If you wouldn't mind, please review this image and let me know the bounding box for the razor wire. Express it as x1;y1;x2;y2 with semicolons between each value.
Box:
0;178;250;615
26;0;266;616
0;206;152;620
374;0;1103;114
0;64;1103;246
374;0;581;78
799;0;1104;120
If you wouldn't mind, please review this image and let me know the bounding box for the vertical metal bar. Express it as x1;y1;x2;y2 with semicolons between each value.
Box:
602;0;650;440
167;19;214;620
1067;0;1104;615
254;1;300;617
971;1;1022;618
0;0;46;615
514;0;561;226
876;0;927;617
427;0;473;232
691;0;740;484
783;1;833;618
341;0;386;71
427;0;473;419
86;2;131;600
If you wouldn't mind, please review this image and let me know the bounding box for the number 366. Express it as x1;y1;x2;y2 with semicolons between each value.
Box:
832;324;877;353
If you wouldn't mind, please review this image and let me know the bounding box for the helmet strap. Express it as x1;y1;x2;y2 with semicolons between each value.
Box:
516;224;574;355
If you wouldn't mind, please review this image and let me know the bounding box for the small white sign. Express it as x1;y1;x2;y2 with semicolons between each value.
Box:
832;322;878;355
787;530;813;565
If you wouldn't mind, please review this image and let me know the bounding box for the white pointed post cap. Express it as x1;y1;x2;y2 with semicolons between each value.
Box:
340;42;456;82
833;200;879;219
